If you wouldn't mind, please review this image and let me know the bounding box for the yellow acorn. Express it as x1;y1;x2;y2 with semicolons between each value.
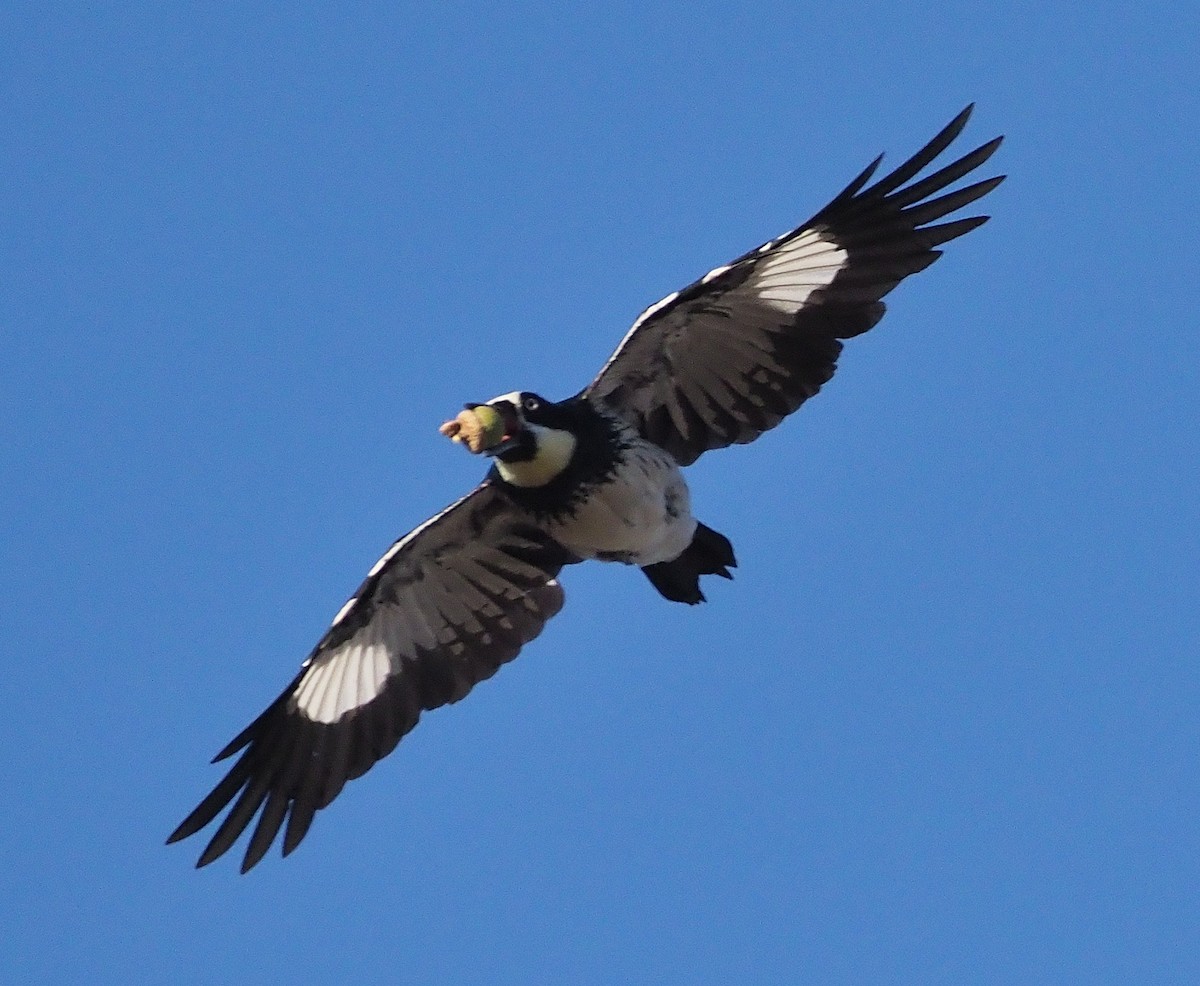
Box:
438;404;508;453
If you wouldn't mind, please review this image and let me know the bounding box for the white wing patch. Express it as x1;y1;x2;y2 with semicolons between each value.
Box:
592;226;848;388
292;573;564;724
292;623;395;724
748;229;848;313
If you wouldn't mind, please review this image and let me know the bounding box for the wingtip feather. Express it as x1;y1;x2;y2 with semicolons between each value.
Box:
866;105;980;199
212;729;252;763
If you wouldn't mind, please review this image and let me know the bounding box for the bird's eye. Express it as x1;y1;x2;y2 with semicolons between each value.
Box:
522;396;541;412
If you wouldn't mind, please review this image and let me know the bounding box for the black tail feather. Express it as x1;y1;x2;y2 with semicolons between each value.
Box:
641;523;736;605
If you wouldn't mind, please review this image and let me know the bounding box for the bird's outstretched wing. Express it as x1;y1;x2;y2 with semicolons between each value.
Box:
583;105;1005;466
168;482;575;872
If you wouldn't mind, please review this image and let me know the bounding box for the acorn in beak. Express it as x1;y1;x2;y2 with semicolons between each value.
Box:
439;401;523;456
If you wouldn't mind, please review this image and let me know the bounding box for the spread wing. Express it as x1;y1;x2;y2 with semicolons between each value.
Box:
584;105;1005;466
168;482;575;872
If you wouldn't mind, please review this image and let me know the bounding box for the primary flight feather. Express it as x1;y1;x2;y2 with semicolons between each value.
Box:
169;105;1004;871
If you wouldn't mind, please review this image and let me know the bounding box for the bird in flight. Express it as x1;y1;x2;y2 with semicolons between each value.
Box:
169;105;1004;871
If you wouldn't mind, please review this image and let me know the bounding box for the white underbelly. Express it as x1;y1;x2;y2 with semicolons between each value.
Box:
548;444;695;566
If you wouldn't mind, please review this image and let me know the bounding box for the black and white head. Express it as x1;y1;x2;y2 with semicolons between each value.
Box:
451;391;581;488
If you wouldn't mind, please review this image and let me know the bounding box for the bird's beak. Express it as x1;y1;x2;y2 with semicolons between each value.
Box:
439;400;523;456
475;401;523;457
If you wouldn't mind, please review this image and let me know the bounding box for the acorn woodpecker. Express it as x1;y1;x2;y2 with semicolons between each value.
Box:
169;105;1004;871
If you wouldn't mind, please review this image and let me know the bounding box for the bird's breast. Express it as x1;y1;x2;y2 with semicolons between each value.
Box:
547;441;695;566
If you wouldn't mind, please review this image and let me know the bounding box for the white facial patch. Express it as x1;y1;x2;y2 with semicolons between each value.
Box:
494;424;577;488
487;391;523;409
748;229;849;313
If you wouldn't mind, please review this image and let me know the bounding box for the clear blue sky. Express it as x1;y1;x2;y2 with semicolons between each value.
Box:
2;3;1196;984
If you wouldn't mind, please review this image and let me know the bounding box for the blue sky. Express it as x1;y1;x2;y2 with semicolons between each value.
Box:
2;3;1196;983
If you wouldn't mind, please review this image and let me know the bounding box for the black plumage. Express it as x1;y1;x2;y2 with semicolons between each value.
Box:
586;106;1002;466
169;485;573;872
169;106;1004;871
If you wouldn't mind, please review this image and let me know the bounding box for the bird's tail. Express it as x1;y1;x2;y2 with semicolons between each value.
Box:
641;523;736;605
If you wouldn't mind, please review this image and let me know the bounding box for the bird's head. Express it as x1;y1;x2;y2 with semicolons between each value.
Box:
439;391;578;487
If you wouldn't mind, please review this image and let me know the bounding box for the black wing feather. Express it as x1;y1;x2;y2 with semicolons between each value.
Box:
585;105;1005;466
169;482;575;871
